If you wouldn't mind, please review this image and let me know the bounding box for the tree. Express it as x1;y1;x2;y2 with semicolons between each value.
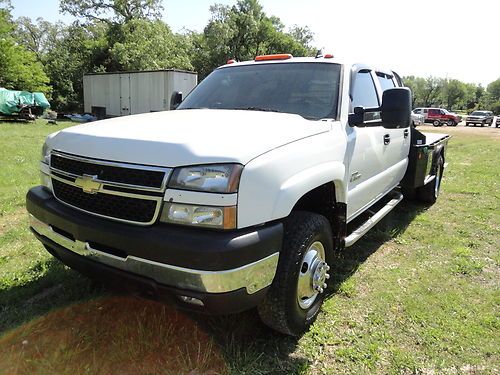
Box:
486;78;500;102
402;76;427;108
419;77;444;107
60;0;163;24
193;0;316;79
441;79;466;110
107;19;193;71
486;78;500;113
14;17;63;60
0;2;50;93
42;21;108;111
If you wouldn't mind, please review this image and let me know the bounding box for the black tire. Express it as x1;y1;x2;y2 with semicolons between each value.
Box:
447;119;455;126
433;120;441;127
466;123;469;126
402;186;417;201
417;154;444;204
258;211;333;336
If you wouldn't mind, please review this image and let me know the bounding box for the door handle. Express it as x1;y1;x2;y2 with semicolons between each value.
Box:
403;129;409;138
384;134;390;145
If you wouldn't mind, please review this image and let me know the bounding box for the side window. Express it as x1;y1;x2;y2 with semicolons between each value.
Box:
351;70;380;121
376;72;396;92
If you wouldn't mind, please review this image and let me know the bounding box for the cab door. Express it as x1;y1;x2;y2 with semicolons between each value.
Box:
373;71;410;195
346;68;409;221
346;69;386;220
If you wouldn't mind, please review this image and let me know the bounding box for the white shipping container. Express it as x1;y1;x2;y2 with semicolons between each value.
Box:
83;69;197;117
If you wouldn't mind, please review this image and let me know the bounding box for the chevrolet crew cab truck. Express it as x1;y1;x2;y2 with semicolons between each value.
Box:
26;54;450;336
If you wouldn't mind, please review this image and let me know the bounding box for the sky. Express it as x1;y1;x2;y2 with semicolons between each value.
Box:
10;0;500;86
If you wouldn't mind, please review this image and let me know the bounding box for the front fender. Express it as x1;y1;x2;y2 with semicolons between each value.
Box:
237;130;347;229
272;161;346;220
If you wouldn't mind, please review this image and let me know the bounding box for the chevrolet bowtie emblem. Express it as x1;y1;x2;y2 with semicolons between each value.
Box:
75;175;102;194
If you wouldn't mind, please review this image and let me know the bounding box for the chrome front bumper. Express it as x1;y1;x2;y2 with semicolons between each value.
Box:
29;214;279;295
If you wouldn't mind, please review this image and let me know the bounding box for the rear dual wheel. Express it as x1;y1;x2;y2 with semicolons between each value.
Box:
258;211;333;336
417;155;444;204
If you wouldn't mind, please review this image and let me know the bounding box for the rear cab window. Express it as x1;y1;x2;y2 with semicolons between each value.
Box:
376;72;396;92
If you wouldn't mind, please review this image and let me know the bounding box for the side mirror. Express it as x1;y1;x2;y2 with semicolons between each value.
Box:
170;91;183;110
348;106;366;126
380;87;411;128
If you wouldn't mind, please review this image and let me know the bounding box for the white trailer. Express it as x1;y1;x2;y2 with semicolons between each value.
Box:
83;69;197;117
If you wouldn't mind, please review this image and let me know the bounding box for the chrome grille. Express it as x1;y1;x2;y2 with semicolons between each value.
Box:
50;152;168;190
49;151;171;225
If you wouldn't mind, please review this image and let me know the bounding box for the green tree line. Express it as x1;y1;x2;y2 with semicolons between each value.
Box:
1;0;499;114
403;76;500;114
0;0;316;112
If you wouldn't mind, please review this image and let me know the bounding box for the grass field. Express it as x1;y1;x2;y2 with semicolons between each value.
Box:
0;121;498;374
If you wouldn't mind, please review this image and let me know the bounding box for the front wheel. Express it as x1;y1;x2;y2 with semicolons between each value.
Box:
447;119;455;126
258;211;333;336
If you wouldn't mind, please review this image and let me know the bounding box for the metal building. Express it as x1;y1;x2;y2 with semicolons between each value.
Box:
83;69;197;118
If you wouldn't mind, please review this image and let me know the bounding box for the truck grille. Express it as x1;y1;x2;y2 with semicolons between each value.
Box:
52;179;157;224
49;152;171;225
51;153;166;189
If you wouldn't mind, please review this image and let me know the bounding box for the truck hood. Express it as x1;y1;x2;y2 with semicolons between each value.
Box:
48;109;330;166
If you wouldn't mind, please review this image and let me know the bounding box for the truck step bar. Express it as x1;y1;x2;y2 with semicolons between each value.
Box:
345;191;403;247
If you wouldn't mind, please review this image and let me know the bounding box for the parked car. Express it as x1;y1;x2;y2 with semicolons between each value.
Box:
496;115;500;128
411;110;424;126
27;55;451;336
413;107;461;126
465;110;494;127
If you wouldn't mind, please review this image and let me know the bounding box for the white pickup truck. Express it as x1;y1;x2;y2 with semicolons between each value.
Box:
27;54;450;336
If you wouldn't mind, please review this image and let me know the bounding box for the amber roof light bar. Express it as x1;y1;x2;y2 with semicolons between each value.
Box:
255;54;293;61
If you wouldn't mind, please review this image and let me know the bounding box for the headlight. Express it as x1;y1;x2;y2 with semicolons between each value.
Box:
168;164;243;193
160;203;236;229
41;141;51;164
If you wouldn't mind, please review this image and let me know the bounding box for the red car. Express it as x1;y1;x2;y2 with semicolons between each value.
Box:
413;107;462;126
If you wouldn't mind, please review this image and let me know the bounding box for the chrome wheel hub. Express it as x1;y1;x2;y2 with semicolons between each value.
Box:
297;241;330;310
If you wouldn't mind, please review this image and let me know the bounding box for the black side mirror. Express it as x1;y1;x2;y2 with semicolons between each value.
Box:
348;106;366;126
380;87;411;128
170;91;183;110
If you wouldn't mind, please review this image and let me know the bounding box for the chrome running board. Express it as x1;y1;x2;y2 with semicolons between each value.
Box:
345;191;403;247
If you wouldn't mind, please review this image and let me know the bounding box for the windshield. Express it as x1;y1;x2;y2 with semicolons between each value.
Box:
178;62;341;120
471;111;488;116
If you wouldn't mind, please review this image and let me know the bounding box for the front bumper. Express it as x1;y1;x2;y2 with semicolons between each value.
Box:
466;118;490;123
27;186;283;313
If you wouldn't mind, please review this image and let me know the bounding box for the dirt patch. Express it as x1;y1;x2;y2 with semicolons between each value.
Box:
0;296;227;375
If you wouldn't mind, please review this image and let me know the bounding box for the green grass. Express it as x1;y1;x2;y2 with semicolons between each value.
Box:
0;122;498;374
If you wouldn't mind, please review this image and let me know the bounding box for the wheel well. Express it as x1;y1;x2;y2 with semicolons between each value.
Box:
292;182;336;220
292;182;347;251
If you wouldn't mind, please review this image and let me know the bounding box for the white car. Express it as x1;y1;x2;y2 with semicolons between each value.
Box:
411;110;424;126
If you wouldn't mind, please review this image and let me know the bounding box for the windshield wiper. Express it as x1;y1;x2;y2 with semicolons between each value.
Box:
232;106;283;113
